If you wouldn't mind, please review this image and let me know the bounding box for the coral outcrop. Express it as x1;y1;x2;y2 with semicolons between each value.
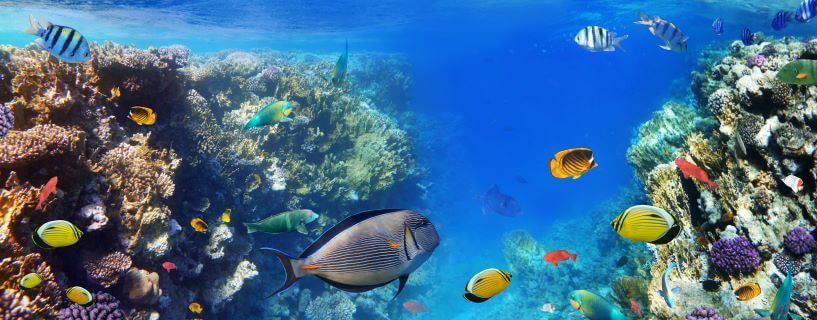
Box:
629;36;817;319
57;292;126;320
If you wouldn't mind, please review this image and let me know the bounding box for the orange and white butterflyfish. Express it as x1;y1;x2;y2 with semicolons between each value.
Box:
549;148;598;179
128;106;156;125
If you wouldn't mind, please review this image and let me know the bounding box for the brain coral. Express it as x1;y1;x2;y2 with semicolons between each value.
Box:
710;236;760;275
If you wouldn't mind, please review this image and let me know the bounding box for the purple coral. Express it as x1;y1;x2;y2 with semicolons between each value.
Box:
0;104;14;138
58;292;125;320
261;65;282;82
686;307;724;320
710;236;761;275
747;54;765;67
784;227;816;256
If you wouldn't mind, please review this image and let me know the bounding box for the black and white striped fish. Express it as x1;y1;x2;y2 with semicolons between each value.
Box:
573;26;628;52
796;0;817;22
22;15;90;63
635;12;688;53
772;11;793;30
261;209;439;299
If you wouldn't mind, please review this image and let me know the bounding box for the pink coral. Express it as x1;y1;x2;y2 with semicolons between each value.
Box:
747;54;765;67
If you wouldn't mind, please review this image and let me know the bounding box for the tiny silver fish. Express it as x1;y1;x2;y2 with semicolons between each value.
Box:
23;15;90;63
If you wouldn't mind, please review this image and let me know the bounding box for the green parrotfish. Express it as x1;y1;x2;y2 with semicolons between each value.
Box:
244;209;319;235
569;290;628;320
242;101;297;132
777;59;817;85
754;263;802;320
325;40;348;86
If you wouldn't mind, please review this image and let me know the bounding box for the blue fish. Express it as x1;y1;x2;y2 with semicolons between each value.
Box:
657;261;679;309
755;264;802;320
22;15;90;63
742;27;753;46
796;0;817;22
481;185;523;217
773;11;793;30
712;18;723;35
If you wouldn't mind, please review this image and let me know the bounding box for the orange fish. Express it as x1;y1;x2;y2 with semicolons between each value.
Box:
36;176;58;211
674;158;717;190
797;72;808;80
630;299;642;318
544;250;577;266
162;261;177;273
402;301;427;317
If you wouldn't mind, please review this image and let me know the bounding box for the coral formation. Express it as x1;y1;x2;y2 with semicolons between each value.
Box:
784;227;815;256
686;307;724;320
0;124;85;168
57;292;126;320
305;291;356;320
0;104;13;137
82;251;132;288
709;236;760;275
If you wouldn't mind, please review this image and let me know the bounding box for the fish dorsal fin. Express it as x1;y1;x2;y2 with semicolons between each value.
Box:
299;209;406;258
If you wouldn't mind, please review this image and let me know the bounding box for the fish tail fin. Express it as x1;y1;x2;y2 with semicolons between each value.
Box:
23;15;41;35
613;34;628;52
260;247;300;298
570;254;577;261
709;181;718;190
244;223;258;234
634;12;651;25
551;261;559;267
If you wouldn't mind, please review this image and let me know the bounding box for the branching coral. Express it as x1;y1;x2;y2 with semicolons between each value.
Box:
710;236;760;275
784;227;816;256
57;292;126;320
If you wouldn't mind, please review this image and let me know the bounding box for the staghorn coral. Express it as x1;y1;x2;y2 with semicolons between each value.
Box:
784;227;816;256
0;124;85;168
82;251;132;288
710;236;760;275
57;292;125;320
305;291;356;320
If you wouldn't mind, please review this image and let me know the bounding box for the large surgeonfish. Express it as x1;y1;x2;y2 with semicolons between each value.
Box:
755;263;802;320
569;290;628;320
22;15;90;63
325;40;349;86
262;209;439;299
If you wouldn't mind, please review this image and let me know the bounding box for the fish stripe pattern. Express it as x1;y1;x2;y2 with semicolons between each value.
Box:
59;29;75;55
50;26;63;49
550;148;597;178
465;269;511;301
71;36;84;56
611;205;679;244
34;220;82;248
735;283;761;301
44;25;53;41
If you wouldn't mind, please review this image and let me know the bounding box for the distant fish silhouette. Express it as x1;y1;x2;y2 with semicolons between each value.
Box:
515;176;528;184
482;185;523;217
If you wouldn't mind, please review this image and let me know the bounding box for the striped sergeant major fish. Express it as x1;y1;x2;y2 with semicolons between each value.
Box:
772;11;793;30
796;0;817;23
23;15;90;63
712;17;724;35
742;27;754;46
635;12;688;53
261;209;439;299
574;26;627;52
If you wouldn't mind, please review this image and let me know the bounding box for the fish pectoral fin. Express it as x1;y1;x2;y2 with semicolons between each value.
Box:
392;274;409;300
753;309;771;317
659;44;671;51
671;287;680;293
281;116;293;122
295;223;308;235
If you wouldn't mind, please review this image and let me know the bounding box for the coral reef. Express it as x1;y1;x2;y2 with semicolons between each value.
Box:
630;36;817;319
305;291;357;320
0;40;424;319
686;307;724;320
57;292;126;320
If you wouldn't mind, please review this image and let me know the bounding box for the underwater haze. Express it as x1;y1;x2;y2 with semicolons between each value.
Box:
3;0;817;319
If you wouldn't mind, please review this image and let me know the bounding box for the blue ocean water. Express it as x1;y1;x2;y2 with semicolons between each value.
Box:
3;0;817;319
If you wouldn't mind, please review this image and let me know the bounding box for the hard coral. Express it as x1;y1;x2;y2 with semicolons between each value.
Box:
773;253;804;275
784;227;816;256
710;236;760;275
57;291;125;320
305;291;356;320
0;124;85;168
82;251;132;288
122;267;161;306
686;307;725;320
0;104;13;137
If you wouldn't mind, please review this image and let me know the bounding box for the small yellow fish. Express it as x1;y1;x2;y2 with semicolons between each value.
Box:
189;302;203;314
19;273;43;290
128;106;156;125
66;286;94;307
221;209;231;223
246;174;262;193
191;218;208;233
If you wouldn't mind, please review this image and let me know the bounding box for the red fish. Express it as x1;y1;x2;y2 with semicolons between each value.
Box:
543;250;577;266
402;301;427;317
36;176;58;211
630;299;642;318
674;158;717;190
161;261;177;273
